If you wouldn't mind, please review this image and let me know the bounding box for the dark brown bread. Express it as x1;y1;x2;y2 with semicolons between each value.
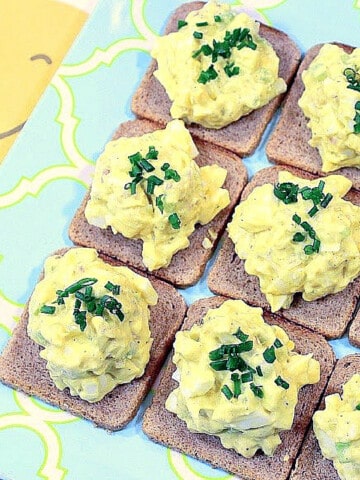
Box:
290;354;360;480
207;165;360;339
349;309;360;348
0;248;187;431
266;43;360;191
69;118;248;288
131;1;301;157
142;295;335;480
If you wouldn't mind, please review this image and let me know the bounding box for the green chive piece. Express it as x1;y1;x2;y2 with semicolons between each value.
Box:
233;327;249;342
274;182;299;204
196;21;208;27
274;338;283;348
156;194;164;213
66;278;98;294
210;359;228;371
231;373;241;398
105;281;120;295
169;213;181;229
312;238;321;253
275;376;290;389
250;383;264;398
128;152;142;164
355;403;360;411
139;158;155;172
241;371;253;383
40;305;56;314
236;340;253;352
146;146;158;160
308;205;319;217
209;345;225;361
293;232;305;242
214;15;222;22
146;175;163;194
178;20;188;30
193;31;203;39
263;346;276;363
256;366;263;377
227;356;240;371
221;384;233;400
198;64;218;84
320;193;333;208
224;62;240;77
304;244;315;255
292;213;301;225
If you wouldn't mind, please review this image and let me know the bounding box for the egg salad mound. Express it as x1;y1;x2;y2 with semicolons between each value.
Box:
27;248;158;403
166;299;320;458
227;171;360;312
85;119;230;271
313;374;360;480
151;1;286;129
299;44;360;172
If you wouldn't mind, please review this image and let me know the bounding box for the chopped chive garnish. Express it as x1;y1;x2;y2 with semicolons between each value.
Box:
274;182;299;204
224;62;240;77
139;158;155;172
274;338;283;348
214;15;222;22
304;244;315;255
193;31;203;39
292;213;301;225
233;327;249;342
156;194;164;213
146;175;163;194
320;193;333;208
241;371;253;383
231;373;241;398
221;384;233;400
66;278;98;294
293;232;305;242
356;403;360;410
146;146;158;160
308;205;319;217
227;356;241;371
168;213;181;230
256;366;263;377
40;305;56;314
196;21;208;27
105;281;120;295
263;346;276;363
177;20;188;30
128;151;143;164
250;383;264;398
343;67;360;92
275;376;290;389
198;64;218;84
209;346;224;361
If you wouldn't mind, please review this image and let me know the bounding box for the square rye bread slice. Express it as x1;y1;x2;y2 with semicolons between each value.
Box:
69;118;248;288
131;1;301;157
266;42;360;191
142;295;335;480
290;354;360;480
0;248;187;431
207;165;360;339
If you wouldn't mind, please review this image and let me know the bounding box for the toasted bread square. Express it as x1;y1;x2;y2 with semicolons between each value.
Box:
266;43;360;191
69;118;248;288
207;166;360;339
142;295;335;480
290;354;360;480
131;1;301;157
0;248;187;431
349;309;360;348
